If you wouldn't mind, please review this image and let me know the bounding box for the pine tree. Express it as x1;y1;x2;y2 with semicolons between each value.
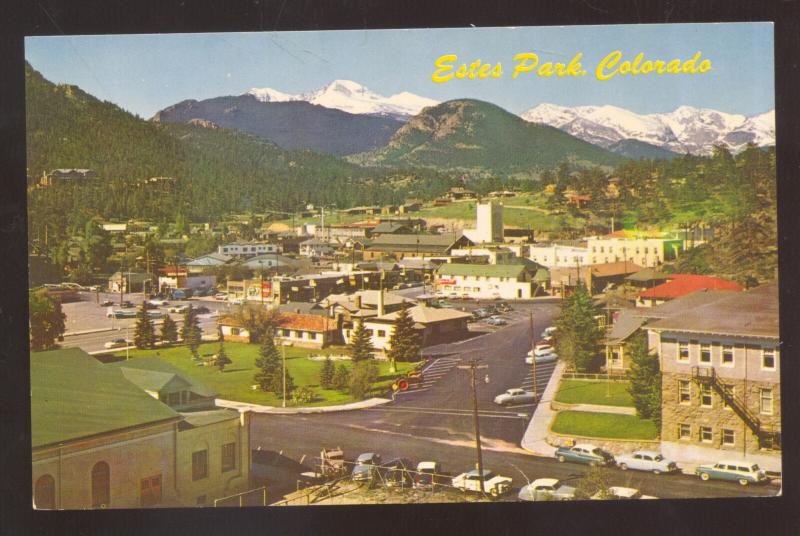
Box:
28;290;66;351
216;342;232;372
626;331;662;429
333;364;350;391
160;314;178;345
133;305;156;349
181;305;201;359
254;329;280;392
387;305;420;369
348;360;379;400
554;285;603;372
271;367;295;401
348;321;375;363
319;356;335;389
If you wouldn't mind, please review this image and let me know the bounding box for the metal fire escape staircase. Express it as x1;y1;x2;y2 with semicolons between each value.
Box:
691;366;762;442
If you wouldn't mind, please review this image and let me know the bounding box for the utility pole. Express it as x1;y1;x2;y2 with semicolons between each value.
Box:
529;312;537;400
457;358;489;495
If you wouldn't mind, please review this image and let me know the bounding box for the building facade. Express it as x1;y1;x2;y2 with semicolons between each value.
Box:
434;263;537;300
218;242;278;257
586;233;683;268
529;242;591;268
463;201;503;244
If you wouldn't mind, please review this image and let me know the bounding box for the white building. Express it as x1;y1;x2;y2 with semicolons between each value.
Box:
299;238;336;258
529;241;591;268
585;232;683;267
434;263;538;300
217;242;279;257
463;201;503;244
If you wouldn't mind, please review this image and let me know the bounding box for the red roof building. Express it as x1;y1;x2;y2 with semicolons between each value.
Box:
636;274;742;307
275;312;338;349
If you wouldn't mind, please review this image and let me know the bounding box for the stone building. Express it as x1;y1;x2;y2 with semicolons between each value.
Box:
645;283;780;472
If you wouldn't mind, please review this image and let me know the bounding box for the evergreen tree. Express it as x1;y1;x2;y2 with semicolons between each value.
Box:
181;305;201;359
160;314;178;345
216;342;232;372
349;360;379;400
133;305;156;349
271;366;295;401
626;331;662;429
386;305;420;369
254;329;280;392
554;285;603;372
319;356;335;389
28;290;66;351
348;321;375;363
333;364;350;391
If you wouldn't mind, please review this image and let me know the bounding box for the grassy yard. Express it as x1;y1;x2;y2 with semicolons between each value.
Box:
551;411;658;440
112;342;418;407
555;379;634;407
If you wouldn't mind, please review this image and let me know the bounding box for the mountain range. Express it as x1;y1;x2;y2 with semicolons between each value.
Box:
247;79;439;119
520;103;774;156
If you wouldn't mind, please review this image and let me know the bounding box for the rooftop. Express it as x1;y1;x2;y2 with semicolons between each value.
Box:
589;261;645;277
277;312;335;332
373;304;472;324
638;274;742;300
437;263;528;279
178;408;240;429
107;357;217;398
31;348;181;449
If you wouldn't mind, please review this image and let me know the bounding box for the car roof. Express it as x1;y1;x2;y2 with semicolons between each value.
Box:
633;450;662;457
417;461;438;470
718;460;755;467
356;452;378;460
531;478;559;487
386;458;412;467
609;486;639;497
466;469;492;477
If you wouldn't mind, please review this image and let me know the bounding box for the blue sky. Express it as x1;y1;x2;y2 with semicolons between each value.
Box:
25;23;773;119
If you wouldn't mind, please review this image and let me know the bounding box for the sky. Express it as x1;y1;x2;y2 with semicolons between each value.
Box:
25;23;774;119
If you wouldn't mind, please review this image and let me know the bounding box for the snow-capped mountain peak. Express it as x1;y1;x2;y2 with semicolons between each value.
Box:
521;102;773;155
244;80;438;118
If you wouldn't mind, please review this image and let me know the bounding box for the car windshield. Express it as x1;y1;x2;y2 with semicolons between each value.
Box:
654;455;663;461
750;464;760;471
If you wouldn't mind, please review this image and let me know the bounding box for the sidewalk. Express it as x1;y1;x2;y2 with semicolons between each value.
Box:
520;360;566;457
216;397;392;415
561;403;636;416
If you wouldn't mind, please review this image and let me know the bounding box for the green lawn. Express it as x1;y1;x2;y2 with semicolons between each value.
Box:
555;380;634;407
551;411;658;440
112;342;418;407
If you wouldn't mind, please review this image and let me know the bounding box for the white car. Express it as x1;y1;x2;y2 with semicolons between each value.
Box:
147;299;169;307
525;350;558;365
104;338;129;349
616;451;679;475
486;316;507;326
518;478;576;502
591;486;657;500
533;344;555;357
168;304;189;313
541;326;557;339
451;469;512;497
493;388;536;406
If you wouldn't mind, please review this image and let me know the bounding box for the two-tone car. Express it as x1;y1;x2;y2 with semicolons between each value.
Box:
555;444;615;466
414;461;441;490
695;460;768;486
517;478;576;502
615;450;679;475
591;486;657;500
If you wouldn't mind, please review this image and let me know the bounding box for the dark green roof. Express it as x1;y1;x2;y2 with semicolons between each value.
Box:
31;348;180;448
108;357;217;398
178;409;240;429
436;263;528;278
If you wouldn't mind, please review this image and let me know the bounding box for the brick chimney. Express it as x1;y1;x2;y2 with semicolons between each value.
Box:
355;294;362;310
378;288;385;316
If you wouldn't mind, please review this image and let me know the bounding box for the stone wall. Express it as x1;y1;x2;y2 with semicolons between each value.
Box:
546;430;660;456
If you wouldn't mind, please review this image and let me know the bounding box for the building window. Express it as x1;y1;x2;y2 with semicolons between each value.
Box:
192;450;208;481
700;384;713;408
678;342;689;362
294;330;302;338
761;432;782;451
221;442;236;473
721;429;735;447
34;474;56;510
700;343;711;364
91;461;110;508
140;474;162;507
760;389;773;415
366;329;374;336
721;346;734;366
377;330;386;338
309;332;318;340
721;384;734;411
678;380;690;404
678;423;691;440
231;327;240;336
762;349;776;370
700;426;713;443
282;329;290;337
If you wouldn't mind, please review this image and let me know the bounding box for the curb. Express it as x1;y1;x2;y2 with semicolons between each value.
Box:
216;397;393;415
64;327;119;337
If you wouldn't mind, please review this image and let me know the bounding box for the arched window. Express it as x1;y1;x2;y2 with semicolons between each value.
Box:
34;474;56;509
91;462;110;508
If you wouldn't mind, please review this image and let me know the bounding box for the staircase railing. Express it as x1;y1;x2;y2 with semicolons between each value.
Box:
691;366;762;440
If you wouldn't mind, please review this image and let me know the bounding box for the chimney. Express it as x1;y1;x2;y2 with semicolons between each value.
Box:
355;294;362;310
378;287;385;316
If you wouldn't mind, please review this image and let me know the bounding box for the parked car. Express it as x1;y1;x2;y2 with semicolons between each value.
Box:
451;469;512;498
494;388;536;406
168;304;189;313
414;461;441;490
146;310;165;319
591;486;657;500
434;300;454;309
103;338;129;349
384;458;415;488
525;350;558;365
695;460;768;486
532;343;555;357
486;316;507;326
351;453;382;482
194;305;211;314
87;285;100;292
616;451;679;475
100;300;114;307
120;300;135;308
497;303;513;313
106;309;136;319
518;478;576;502
214;292;228;300
555;444;615;466
541;326;557;339
472;308;491;319
147;299;169;306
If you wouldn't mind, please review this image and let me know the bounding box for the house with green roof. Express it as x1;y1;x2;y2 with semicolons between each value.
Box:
434;262;542;300
31;348;251;510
